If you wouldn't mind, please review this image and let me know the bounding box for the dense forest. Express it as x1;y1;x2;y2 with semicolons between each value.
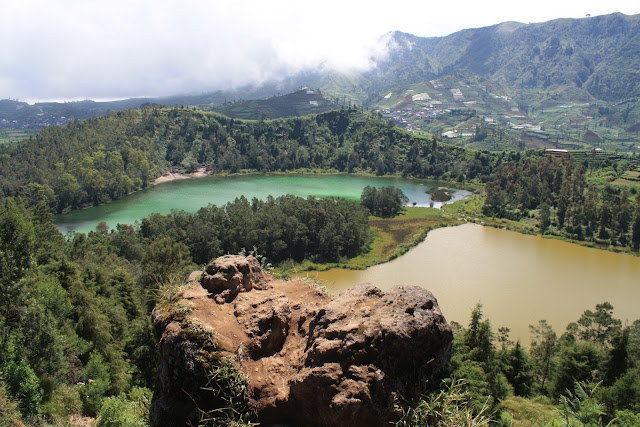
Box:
483;155;640;250
0;106;503;213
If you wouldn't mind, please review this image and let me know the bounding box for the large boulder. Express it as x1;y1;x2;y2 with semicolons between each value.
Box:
285;283;453;426
201;254;269;303
304;283;453;393
151;256;453;426
234;292;291;359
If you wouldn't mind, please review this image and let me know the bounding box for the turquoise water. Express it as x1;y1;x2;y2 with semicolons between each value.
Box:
55;174;471;234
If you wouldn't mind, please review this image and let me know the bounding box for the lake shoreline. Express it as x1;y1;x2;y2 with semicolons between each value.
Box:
150;167;480;192
153;167;211;184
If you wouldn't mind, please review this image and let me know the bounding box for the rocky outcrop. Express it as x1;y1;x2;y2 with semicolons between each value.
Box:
151;255;453;426
201;254;270;303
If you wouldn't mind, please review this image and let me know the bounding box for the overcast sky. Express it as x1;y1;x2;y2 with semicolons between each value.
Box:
1;0;638;103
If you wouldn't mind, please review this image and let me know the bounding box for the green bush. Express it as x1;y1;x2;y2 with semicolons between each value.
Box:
81;351;111;416
3;361;42;417
397;379;491;426
98;394;147;427
42;383;82;423
0;384;25;426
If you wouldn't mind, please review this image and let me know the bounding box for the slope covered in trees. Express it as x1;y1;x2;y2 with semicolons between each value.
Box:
0;106;501;213
483;155;640;250
425;302;640;426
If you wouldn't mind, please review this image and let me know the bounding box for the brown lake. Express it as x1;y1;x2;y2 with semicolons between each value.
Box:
302;223;640;343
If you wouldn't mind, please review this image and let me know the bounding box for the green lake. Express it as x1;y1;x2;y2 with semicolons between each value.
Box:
55;174;471;234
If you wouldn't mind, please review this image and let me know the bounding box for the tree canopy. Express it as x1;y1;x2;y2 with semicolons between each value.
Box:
360;185;408;218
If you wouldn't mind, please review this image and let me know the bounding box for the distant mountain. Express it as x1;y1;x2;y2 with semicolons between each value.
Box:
348;13;640;151
364;13;640;103
209;88;340;120
0;79;312;129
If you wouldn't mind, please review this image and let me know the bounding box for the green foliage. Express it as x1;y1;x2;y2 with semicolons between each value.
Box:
397;379;491;426
198;358;250;426
613;409;640;426
452;362;493;412
465;304;495;366
360;185;408;218
577;302;622;345
552;342;602;398
140;194;371;264
42;383;82;424
503;342;535;397
600;368;640;416
529;320;558;393
81;351;112;416
0;384;25;427
0;199;35;310
97;387;152;427
440;302;640;425
2;360;42;418
499;396;561;426
142;236;193;287
558;381;608;427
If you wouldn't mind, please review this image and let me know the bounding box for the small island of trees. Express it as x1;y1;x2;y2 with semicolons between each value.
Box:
360;185;408;218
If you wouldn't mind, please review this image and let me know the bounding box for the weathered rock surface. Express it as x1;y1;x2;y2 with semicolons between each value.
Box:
234;291;291;359
201;254;269;303
151;255;453;426
305;283;453;394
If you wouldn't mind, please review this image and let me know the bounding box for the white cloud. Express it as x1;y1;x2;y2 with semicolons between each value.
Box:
0;0;637;101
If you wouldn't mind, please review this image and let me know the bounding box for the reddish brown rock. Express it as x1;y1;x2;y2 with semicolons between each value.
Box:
288;363;394;427
234;292;291;359
304;283;453;394
151;255;453;427
201;254;269;303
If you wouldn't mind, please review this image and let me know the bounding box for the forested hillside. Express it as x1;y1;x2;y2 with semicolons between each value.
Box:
0;106;501;213
483;155;640;250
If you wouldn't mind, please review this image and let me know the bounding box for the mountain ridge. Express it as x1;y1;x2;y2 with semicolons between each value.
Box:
373;12;640;101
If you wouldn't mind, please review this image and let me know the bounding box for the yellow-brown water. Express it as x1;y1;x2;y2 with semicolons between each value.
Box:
302;223;640;343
